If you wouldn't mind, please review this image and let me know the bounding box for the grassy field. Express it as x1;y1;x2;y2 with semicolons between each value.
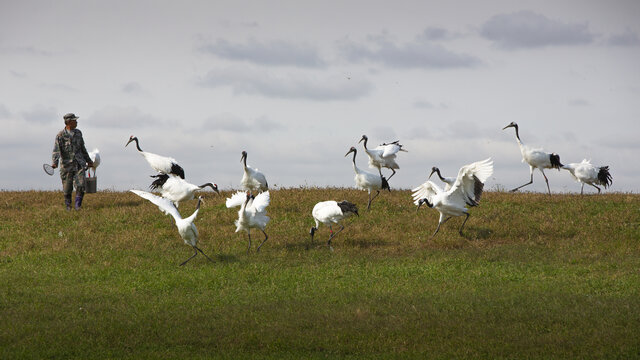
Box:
1;188;639;359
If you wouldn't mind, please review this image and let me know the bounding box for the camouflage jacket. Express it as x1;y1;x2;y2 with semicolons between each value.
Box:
52;128;92;170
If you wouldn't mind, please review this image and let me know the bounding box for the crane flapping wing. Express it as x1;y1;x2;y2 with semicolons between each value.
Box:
449;158;493;206
250;191;270;214
130;189;181;220
411;180;441;205
226;190;248;208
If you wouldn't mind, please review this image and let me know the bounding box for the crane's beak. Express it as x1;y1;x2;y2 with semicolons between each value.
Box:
428;169;436;179
502;124;513;130
125;138;133;147
344;148;354;157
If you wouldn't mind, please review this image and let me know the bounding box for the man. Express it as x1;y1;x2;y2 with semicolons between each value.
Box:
52;113;94;210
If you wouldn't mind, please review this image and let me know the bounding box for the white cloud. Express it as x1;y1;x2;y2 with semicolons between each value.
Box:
198;38;327;68
89;106;166;128
20;105;58;124
606;28;640;46
338;32;481;68
480;10;596;49
197;66;373;100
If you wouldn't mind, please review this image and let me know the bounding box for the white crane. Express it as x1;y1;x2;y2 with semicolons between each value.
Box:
88;148;100;177
240;150;268;193
429;167;456;191
562;159;612;194
309;200;359;250
149;174;219;207
126;135;185;179
358;135;406;180
345;146;390;210
502;122;562;195
412;158;493;237
227;190;270;253
129;189;214;266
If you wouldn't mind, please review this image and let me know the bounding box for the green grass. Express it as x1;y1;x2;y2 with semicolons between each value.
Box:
1;189;639;359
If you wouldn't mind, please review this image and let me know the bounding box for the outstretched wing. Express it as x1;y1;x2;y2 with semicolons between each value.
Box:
378;140;405;158
411;180;441;205
130;189;181;220
226;190;247;208
448;158;493;206
250;191;270;214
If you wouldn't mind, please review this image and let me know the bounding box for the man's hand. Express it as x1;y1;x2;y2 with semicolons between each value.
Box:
87;161;94;168
51;163;58;169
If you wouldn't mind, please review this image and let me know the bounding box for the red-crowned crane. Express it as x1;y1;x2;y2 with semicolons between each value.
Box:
240;151;268;193
429;167;456;191
309;200;359;250
412;158;493;237
562;159;612;194
502;122;562;195
126;135;185;179
345;146;390;210
88;148;100;177
358;135;407;180
130;190;214;266
227;190;270;253
149;174;219;208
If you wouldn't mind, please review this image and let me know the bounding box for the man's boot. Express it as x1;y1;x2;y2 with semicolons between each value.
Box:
64;195;72;211
75;194;84;210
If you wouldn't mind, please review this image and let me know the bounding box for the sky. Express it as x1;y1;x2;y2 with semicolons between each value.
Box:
1;0;639;194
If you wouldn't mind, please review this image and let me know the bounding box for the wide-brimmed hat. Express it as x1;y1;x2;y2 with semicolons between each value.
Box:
63;113;79;121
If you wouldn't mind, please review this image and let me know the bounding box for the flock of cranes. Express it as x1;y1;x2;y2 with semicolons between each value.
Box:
122;123;613;265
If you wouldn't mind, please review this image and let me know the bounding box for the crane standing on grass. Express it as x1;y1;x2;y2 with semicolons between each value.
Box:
562;159;612;194
358;135;406;180
126;135;185;179
227;191;271;253
502;122;562;195
309;200;359;250
412;158;493;237
240;151;268;193
345;146;390;210
130;190;214;266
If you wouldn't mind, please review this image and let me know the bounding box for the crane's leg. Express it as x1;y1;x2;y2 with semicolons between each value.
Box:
581;183;585;195
431;215;451;238
256;230;269;252
368;190;381;210
459;213;470;236
307;227;317;250
387;168;397;181
247;230;252;254
195;246;215;263
589;183;601;194
180;248;199;266
510;168;534;192
328;224;345;250
540;169;552;195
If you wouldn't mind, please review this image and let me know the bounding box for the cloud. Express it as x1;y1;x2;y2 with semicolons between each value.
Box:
199;38;327;68
89;106;164;128
20;105;58;124
606;29;640;46
568;99;590;107
480;10;596;49
197;67;373;101
338;33;481;69
0;104;11;119
202;114;284;133
122;82;146;94
0;46;52;56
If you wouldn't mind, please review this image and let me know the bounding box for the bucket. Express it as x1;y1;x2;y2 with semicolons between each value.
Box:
86;177;97;193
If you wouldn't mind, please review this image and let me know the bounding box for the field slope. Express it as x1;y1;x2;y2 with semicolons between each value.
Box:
1;189;639;359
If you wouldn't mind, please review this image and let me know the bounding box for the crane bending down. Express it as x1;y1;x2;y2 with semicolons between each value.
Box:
88;148;100;177
227;190;270;253
358;135;406;180
502;122;562;195
130;190;214;266
429;167;456;191
412;158;493;237
345;146;390;210
149;174;219;208
562;159;612;194
240;151;268;193
309;200;359;250
126;135;185;179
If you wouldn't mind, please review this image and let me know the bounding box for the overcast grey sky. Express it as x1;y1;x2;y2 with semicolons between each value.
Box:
1;0;639;193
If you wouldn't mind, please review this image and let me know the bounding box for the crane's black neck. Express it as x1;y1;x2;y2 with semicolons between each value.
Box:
132;137;143;152
361;136;368;149
435;168;446;182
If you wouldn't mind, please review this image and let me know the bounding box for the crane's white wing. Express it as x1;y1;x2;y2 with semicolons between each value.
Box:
448;158;493;206
130;189;181;220
378;141;405;158
313;201;344;223
411;180;441;205
89;148;100;168
250;191;270;213
226;190;247;208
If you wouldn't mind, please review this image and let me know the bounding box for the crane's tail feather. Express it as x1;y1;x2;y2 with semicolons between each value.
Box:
598;166;612;188
549;153;563;170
